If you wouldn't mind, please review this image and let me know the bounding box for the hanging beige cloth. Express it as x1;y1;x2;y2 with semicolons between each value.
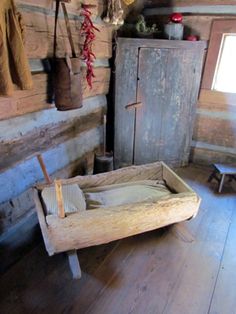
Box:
0;0;33;96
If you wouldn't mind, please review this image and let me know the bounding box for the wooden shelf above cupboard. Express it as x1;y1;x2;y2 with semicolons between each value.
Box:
114;38;207;168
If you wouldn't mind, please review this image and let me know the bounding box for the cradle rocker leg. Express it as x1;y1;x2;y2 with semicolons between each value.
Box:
67;250;81;279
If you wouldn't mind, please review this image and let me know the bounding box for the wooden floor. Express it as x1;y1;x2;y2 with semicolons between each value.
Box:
0;165;236;314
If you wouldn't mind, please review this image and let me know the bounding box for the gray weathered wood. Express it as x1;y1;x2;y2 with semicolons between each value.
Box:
114;42;139;168
114;38;206;167
67;250;82;279
134;48;168;164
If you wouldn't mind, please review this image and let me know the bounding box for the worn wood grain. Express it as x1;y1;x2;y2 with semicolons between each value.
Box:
0;149;96;235
209;206;236;314
0;107;105;172
17;0;104;17
115;38;205;168
114;40;138;168
199;89;236;107
145;1;236;7
0;166;236;313
134;47;167;165
0;67;110;121
21;10;112;59
190;144;236;164
0;127;103;204
35;162;200;256
193;114;236;147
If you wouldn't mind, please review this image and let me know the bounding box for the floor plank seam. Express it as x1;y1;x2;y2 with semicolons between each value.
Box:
207;209;234;314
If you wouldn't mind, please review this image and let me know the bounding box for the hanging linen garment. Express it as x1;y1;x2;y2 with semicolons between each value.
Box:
0;0;33;96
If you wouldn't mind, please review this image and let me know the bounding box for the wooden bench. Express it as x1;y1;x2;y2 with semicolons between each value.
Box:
208;163;236;193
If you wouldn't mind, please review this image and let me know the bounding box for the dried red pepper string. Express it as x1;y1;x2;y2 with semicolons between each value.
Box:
81;4;99;88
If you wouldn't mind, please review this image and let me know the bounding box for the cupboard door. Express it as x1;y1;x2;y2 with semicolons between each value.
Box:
134;48;169;164
114;45;138;168
134;47;203;166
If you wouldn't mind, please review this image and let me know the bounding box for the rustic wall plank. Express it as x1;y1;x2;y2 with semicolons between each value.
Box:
0;127;103;204
0;149;96;235
145;1;236;7
17;0;104;17
20;10;112;59
190;142;236;164
193;114;236;147
0;67;110;121
0;107;105;172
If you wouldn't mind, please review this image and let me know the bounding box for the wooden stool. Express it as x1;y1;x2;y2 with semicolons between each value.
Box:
208;163;236;193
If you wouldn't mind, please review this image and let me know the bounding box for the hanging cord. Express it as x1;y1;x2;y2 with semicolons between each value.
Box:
53;0;77;59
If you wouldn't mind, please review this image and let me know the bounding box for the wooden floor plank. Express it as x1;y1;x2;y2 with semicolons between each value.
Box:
0;165;235;314
208;200;236;314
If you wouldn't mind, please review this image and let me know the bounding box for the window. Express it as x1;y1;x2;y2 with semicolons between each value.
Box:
201;19;236;92
213;34;236;93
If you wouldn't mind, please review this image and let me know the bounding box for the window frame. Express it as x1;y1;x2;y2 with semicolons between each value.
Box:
201;19;236;90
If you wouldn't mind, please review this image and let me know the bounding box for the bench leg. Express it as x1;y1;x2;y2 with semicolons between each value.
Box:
218;174;225;193
67;250;82;279
208;169;219;183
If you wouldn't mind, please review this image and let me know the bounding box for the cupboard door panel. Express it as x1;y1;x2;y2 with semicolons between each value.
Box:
114;45;138;168
134;48;169;164
158;49;203;165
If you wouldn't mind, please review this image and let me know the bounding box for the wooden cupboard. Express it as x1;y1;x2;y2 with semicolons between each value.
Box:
114;38;206;168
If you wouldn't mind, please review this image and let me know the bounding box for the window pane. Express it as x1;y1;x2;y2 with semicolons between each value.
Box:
213;34;236;93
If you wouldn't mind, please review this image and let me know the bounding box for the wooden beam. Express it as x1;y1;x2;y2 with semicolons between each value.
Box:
0;127;103;204
145;1;236;7
199;89;236;107
193;113;236;147
20;10;112;59
0;149;96;235
144;5;236;15
0;107;105;172
0;67;110;121
17;0;104;18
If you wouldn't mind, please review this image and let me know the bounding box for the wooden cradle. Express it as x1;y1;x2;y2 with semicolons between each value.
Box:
34;162;201;278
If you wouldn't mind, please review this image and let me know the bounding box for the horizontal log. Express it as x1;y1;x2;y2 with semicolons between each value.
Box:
145;1;236;7
0;95;106;141
21;10;112;59
17;0;104;18
45;193;198;254
0;149;97;236
0;107;106;172
190;142;236;164
144;5;236;15
199;89;236;107
0;67;110;121
146;15;236;40
0;127;103;204
193;114;236;147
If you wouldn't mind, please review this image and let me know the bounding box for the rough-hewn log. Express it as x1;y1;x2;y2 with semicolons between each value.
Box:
0;127;103;204
0;149;97;235
145;1;236;7
193;113;236;147
34;162;200;256
17;0;104;17
0;107;105;172
190;142;236;164
199;89;236;108
0;67;110;121
20;10;112;59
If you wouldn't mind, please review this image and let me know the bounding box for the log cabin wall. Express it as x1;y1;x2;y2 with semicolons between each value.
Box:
0;0;112;271
143;0;236;164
